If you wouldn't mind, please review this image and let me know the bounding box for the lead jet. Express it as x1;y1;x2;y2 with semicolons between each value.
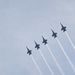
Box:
60;23;66;32
42;36;47;45
26;47;32;55
34;41;40;50
51;29;57;38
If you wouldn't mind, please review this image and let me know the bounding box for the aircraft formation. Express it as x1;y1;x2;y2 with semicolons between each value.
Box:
26;23;75;75
26;23;66;55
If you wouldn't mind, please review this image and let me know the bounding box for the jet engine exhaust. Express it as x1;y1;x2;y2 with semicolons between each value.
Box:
65;32;75;51
56;38;75;73
46;44;65;75
39;49;54;75
31;55;43;75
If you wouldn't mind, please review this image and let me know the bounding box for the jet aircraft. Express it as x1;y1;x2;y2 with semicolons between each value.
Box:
26;47;32;55
60;23;66;32
34;41;40;50
51;29;57;38
42;36;47;45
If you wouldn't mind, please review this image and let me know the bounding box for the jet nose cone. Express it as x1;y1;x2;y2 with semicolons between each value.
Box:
41;36;44;39
51;29;52;31
26;46;28;49
34;41;36;43
51;29;53;32
60;22;61;24
41;36;43;38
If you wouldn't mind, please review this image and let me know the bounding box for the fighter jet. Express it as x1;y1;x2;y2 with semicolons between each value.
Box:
26;47;32;55
51;29;57;38
34;41;40;50
42;36;47;45
60;23;66;32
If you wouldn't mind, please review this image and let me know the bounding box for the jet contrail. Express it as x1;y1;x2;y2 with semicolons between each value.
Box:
39;49;54;75
46;44;65;75
65;32;75;50
56;38;75;73
31;55;43;75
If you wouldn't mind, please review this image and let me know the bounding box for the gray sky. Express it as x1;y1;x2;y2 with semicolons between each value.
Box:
0;0;75;75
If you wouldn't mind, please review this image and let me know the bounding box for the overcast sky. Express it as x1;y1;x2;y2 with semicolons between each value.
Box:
0;0;75;75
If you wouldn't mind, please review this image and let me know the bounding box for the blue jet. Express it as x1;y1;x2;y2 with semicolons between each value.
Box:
34;41;40;50
26;47;32;55
42;36;47;45
51;29;57;38
60;23;66;32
